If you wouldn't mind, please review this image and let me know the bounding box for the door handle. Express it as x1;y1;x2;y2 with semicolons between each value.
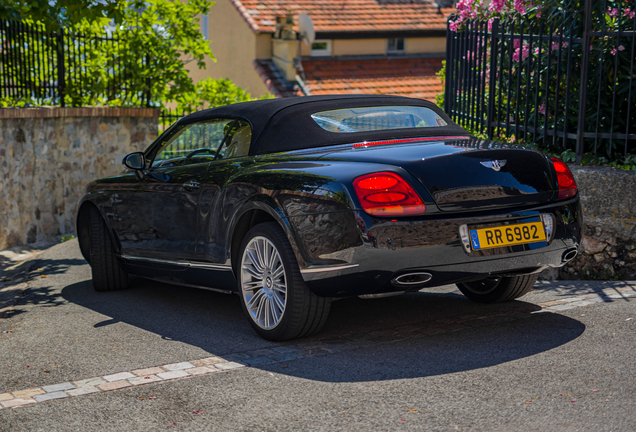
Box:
183;180;201;191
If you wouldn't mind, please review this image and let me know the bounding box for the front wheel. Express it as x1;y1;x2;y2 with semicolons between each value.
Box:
238;222;331;341
89;206;129;292
457;273;538;303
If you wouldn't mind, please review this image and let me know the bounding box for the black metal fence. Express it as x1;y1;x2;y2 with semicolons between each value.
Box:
445;0;636;163
0;20;151;107
159;110;190;132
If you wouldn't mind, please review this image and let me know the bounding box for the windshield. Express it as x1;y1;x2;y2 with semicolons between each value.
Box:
311;106;448;133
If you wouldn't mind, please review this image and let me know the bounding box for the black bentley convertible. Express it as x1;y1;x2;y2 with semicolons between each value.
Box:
76;95;581;340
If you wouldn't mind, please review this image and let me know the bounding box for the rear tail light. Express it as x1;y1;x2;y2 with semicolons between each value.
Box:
550;157;577;199
353;172;426;217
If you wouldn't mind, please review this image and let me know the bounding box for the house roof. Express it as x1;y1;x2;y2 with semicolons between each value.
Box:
253;57;445;101
231;0;453;34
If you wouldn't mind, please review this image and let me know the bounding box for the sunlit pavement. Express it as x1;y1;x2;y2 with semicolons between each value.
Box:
1;240;635;431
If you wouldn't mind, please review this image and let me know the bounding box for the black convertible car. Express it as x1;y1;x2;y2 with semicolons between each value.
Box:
76;95;581;340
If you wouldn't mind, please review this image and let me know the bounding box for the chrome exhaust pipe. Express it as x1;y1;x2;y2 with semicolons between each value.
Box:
562;248;578;263
391;272;433;286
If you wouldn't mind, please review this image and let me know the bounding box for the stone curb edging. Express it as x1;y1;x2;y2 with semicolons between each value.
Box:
0;356;245;409
2;286;634;410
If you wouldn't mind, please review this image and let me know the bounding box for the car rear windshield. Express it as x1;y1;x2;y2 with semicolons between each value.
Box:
310;106;448;133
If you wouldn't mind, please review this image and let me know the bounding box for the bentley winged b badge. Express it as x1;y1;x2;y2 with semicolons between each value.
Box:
480;160;507;171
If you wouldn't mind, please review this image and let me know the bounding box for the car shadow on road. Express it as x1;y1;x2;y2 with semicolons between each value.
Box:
60;276;585;382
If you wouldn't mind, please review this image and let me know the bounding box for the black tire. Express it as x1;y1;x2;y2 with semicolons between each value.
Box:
89;206;129;292
237;222;331;341
457;273;538;303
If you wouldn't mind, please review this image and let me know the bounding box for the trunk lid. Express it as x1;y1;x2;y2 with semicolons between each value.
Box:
318;138;556;211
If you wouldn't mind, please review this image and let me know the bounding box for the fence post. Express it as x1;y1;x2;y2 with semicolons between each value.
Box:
486;19;499;139
575;0;592;164
444;16;453;115
56;27;65;107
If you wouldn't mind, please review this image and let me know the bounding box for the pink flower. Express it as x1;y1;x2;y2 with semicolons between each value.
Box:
488;17;494;32
618;45;625;51
449;21;458;32
611;48;617;55
489;0;506;14
538;102;546;115
514;0;528;15
512;43;530;62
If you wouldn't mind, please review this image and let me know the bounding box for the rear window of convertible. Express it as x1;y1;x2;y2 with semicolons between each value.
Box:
310;106;448;133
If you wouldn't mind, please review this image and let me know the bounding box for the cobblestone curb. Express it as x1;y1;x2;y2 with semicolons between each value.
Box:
2;285;634;410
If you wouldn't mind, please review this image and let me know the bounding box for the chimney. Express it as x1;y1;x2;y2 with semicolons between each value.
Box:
272;13;298;82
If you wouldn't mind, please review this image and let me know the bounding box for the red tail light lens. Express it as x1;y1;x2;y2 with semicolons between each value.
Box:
551;157;577;199
353;172;426;217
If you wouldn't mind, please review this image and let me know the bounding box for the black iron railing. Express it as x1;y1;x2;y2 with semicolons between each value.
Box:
445;1;636;163
159;110;191;133
0;20;151;107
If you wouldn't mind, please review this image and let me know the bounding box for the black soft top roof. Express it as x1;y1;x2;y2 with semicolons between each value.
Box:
178;95;468;155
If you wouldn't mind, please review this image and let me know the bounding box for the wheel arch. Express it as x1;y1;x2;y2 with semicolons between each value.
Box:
229;197;298;278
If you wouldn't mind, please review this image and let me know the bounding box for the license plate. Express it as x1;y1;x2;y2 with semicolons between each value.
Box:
469;221;547;250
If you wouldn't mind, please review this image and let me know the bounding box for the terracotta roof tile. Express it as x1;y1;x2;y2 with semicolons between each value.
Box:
254;57;444;101
234;0;454;33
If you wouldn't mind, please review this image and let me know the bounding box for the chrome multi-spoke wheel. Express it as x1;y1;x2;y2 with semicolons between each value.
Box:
237;222;332;341
240;236;287;330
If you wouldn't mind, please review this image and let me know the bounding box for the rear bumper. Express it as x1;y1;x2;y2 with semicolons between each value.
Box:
291;199;581;297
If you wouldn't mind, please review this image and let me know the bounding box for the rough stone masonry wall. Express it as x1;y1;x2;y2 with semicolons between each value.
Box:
0;107;159;250
544;166;636;280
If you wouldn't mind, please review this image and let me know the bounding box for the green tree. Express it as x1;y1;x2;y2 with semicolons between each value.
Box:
176;78;273;112
0;0;118;29
1;0;271;109
71;0;215;107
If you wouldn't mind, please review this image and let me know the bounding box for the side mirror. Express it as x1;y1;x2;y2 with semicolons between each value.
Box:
123;152;145;170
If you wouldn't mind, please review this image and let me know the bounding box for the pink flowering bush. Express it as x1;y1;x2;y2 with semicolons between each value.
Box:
446;0;636;160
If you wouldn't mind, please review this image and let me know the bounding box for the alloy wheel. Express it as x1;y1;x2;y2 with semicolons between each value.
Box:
240;236;287;330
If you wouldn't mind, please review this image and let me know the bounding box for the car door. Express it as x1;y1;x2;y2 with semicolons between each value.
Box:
196;120;256;265
111;118;237;261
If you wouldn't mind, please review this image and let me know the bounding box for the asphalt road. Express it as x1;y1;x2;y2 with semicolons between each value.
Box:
1;239;635;431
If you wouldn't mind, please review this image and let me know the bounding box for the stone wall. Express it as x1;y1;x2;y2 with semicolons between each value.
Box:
0;107;159;249
543;166;636;280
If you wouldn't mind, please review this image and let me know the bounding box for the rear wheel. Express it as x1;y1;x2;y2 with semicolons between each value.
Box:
238;222;331;341
457;273;538;303
89;206;129;292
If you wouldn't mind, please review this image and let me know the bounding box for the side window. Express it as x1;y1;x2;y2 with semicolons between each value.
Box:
217;120;252;159
152;119;235;167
